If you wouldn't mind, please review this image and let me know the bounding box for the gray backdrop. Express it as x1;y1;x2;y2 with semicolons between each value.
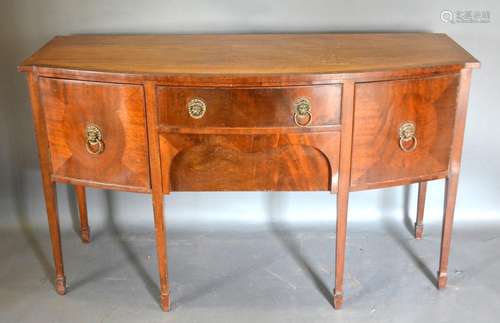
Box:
0;0;498;233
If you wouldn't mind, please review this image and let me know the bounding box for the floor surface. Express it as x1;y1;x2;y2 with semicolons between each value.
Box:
1;218;499;323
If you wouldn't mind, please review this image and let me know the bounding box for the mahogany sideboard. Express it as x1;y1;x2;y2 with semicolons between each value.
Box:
18;33;479;311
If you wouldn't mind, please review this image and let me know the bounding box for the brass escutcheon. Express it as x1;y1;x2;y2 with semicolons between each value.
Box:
399;121;417;152
293;97;312;127
187;98;207;119
85;124;104;155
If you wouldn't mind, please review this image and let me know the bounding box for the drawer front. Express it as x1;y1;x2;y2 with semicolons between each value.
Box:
157;85;341;128
350;75;459;188
160;132;340;192
39;78;150;190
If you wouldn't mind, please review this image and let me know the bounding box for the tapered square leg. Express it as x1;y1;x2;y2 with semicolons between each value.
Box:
27;72;66;296
152;184;170;311
74;185;90;243
333;80;354;310
437;177;459;289
43;181;67;295
415;181;427;239
334;189;349;309
42;182;67;295
437;68;472;290
145;81;171;312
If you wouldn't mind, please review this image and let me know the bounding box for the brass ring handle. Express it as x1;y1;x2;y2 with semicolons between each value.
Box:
399;122;417;152
293;111;312;127
399;135;417;152
86;140;104;155
85;124;104;155
293;97;312;127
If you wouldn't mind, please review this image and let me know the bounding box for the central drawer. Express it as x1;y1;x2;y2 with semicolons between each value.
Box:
157;85;342;128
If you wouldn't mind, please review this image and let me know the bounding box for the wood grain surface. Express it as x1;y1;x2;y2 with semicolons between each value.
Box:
160;132;340;193
19;34;479;75
157;85;341;128
350;74;460;189
39;78;150;190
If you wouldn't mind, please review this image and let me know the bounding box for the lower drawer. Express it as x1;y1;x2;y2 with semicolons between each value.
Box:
160;132;340;192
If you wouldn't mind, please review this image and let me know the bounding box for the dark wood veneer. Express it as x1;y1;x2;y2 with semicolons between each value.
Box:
160;131;340;193
157;85;341;128
19;33;479;312
39;77;150;190
351;74;460;188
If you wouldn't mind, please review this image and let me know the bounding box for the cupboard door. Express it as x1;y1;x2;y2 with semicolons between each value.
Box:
40;78;150;190
351;75;459;189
